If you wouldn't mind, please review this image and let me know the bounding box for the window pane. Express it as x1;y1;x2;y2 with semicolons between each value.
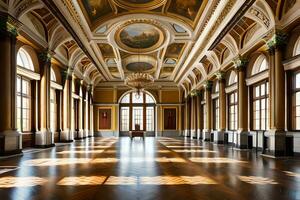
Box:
296;117;300;130
132;92;143;103
261;84;265;96
146;107;154;131
255;86;260;98
132;107;143;130
296;92;300;106
296;106;300;117
121;94;130;104
296;73;300;89
146;94;155;104
121;107;129;131
17;77;21;93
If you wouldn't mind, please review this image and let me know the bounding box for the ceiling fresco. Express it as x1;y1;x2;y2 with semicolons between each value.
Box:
80;0;113;23
119;23;160;49
168;0;203;20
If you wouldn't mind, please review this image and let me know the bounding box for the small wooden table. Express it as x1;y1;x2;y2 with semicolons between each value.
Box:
129;131;145;139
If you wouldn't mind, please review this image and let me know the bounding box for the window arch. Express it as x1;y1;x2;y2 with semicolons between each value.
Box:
17;48;34;71
51;68;56;82
252;55;268;75
294;36;300;56
228;71;237;86
119;91;156;133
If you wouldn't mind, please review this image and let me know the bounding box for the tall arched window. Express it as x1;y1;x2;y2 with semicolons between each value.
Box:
292;72;300;130
294;37;300;56
251;56;269;131
213;81;219;131
17;48;34;71
16;48;34;132
227;71;238;131
119;91;156;134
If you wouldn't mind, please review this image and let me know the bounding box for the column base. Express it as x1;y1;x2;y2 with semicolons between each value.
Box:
0;130;22;156
88;130;94;137
183;130;188;137
84;129;89;138
75;129;84;140
35;130;54;148
235;130;249;149
191;129;197;139
203;130;211;142
214;131;225;144
262;130;286;157
196;129;201;140
60;129;74;142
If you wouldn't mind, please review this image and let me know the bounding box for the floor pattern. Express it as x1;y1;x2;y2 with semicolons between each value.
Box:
0;137;299;200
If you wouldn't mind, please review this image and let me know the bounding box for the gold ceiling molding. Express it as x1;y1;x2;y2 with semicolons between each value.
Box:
179;0;237;84
114;19;166;54
113;0;167;11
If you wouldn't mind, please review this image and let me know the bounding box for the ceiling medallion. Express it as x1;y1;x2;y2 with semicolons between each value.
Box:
115;20;165;54
125;73;154;96
113;0;166;10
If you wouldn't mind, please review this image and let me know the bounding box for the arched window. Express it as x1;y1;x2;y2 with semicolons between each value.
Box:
119;91;156;133
292;72;300;130
51;68;56;82
252;56;268;75
294;37;300;56
17;48;34;71
228;71;237;86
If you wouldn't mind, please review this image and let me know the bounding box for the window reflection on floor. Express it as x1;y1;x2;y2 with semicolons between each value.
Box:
238;176;278;185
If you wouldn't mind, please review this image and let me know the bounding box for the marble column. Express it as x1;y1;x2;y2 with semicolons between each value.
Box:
88;85;93;137
214;72;226;144
84;86;89;138
196;94;202;139
190;95;196;139
35;51;54;148
60;70;74;142
234;57;249;149
266;33;287;157
0;14;22;155
204;81;213;141
76;81;84;139
184;98;189;137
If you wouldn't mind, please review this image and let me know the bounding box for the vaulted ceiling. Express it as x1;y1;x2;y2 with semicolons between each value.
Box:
2;0;287;91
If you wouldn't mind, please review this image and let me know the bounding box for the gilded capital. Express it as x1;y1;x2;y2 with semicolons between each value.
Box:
190;89;200;97
233;55;248;71
203;80;213;91
215;71;225;80
0;14;20;37
266;31;287;54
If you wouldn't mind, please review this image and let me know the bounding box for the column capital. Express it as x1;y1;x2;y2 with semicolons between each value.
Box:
190;89;200;97
0;13;21;37
38;50;54;64
233;55;248;71
203;80;213;91
266;31;288;54
215;71;225;81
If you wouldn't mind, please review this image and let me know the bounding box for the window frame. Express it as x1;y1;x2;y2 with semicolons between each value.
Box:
228;91;238;131
251;80;269;131
291;70;300;131
16;75;32;133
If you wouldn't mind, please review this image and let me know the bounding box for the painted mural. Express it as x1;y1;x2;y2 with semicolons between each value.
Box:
99;44;115;58
168;0;203;20
81;0;112;22
126;62;154;72
120;23;160;49
165;43;185;59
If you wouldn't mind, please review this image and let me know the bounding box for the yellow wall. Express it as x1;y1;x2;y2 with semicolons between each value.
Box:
93;90;114;103
93;105;118;131
161;90;180;103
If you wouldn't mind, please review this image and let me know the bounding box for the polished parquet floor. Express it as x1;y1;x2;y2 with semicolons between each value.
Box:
0;137;300;200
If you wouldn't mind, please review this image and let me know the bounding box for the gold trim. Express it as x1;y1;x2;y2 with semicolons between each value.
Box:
113;0;167;10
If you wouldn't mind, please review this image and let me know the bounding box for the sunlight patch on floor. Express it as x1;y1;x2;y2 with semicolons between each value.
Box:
238;176;278;185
